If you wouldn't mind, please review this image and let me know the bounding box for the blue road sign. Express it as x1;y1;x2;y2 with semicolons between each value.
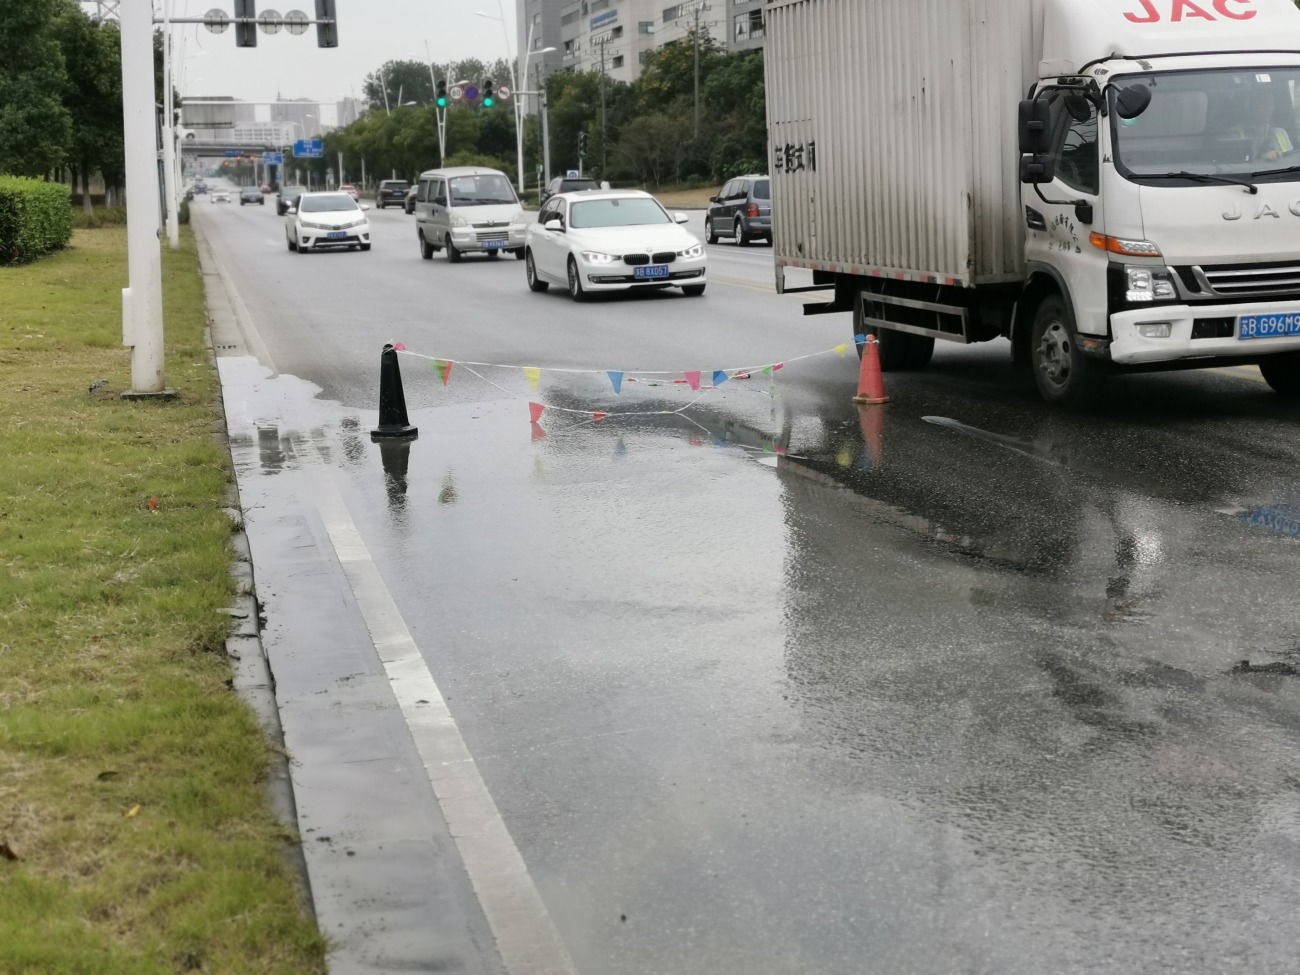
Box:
293;139;323;158
224;149;241;157
263;152;285;165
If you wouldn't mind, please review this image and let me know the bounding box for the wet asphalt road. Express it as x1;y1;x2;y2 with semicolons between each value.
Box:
197;185;1300;974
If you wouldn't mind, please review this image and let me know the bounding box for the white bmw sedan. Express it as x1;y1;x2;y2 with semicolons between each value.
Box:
284;191;372;253
524;190;706;300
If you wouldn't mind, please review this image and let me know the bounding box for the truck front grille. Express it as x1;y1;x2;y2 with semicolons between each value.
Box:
1196;262;1300;298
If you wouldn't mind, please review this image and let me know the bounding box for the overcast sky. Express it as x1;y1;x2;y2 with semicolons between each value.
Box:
166;0;518;113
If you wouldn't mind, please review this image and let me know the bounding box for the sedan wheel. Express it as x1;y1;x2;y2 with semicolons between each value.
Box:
567;257;589;303
682;284;706;297
286;233;296;252
526;251;549;293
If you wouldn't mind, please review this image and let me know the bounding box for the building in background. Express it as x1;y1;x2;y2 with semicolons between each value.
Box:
523;0;765;94
336;96;364;127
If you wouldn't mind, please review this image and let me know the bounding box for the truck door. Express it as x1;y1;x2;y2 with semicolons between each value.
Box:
1023;93;1109;337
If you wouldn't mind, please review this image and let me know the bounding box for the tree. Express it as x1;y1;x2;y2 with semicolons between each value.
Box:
0;0;72;175
363;60;435;112
53;5;123;209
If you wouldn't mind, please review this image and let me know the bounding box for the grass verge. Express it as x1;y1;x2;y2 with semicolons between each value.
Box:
0;228;327;974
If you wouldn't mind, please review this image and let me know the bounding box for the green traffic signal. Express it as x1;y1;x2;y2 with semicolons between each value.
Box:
436;79;448;108
483;79;494;108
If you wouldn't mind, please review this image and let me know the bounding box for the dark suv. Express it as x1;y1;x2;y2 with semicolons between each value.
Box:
275;185;305;215
705;174;771;246
376;180;410;209
540;175;599;205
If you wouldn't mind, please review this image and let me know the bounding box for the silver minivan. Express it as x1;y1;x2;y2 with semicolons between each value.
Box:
413;166;529;263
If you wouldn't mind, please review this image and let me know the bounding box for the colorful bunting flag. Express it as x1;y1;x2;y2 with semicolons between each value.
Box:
685;370;701;391
712;369;728;387
529;402;545;423
762;365;774;377
834;343;848;357
772;362;784;371
524;366;541;391
592;411;608;421
854;333;867;348
733;371;751;380
393;342;406;351
531;422;546;442
434;359;453;385
608;370;624;394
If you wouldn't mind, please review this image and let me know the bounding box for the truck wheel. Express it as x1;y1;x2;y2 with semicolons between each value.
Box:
1259;353;1300;395
853;297;934;370
419;232;433;260
446;235;462;264
705;217;719;245
1030;295;1105;406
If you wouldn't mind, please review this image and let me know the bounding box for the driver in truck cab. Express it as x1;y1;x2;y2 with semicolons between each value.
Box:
1227;87;1293;161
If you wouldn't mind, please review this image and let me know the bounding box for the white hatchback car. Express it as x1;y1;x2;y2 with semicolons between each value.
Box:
524;190;706;300
284;191;372;253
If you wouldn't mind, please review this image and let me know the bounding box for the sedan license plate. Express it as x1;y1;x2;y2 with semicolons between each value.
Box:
634;265;670;280
1239;312;1300;339
482;240;504;249
327;231;347;240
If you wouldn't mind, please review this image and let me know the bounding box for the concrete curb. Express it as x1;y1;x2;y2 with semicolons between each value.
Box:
194;219;319;926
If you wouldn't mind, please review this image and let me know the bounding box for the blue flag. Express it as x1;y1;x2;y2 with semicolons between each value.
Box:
608;370;624;394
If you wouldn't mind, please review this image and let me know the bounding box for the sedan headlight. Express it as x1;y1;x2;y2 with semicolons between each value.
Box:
1125;266;1176;302
678;243;705;260
301;220;332;230
340;217;365;229
581;251;617;265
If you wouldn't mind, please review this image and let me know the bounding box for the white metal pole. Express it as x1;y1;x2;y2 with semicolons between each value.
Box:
120;0;167;394
513;17;530;194
162;1;179;248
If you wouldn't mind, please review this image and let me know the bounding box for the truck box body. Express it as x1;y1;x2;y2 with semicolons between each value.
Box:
766;0;1042;286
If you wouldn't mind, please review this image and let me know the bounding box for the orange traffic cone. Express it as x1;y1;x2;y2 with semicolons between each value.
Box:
852;335;891;405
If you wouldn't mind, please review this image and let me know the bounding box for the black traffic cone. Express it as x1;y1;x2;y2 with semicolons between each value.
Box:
370;344;419;441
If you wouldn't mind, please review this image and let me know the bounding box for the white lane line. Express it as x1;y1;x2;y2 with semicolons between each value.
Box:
315;485;577;975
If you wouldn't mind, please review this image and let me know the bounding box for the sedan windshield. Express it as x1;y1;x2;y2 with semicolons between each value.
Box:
448;174;518;206
569;197;669;229
300;194;358;213
1113;67;1300;182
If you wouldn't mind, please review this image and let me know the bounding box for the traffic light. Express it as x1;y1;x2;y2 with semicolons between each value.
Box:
482;79;494;108
578;131;588;159
314;0;338;48
234;0;256;47
436;79;448;109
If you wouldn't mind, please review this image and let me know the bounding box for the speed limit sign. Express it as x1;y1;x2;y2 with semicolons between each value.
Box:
450;84;465;101
497;85;512;101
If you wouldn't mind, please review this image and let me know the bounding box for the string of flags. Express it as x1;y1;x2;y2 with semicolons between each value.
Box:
390;340;859;425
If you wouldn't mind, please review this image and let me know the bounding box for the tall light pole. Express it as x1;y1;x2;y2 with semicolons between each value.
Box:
161;0;179;249
476;6;551;196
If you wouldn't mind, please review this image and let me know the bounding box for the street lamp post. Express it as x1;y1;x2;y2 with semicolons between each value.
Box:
476;8;555;196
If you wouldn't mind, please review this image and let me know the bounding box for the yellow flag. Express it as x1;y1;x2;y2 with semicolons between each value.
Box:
524;366;541;390
834;343;848;357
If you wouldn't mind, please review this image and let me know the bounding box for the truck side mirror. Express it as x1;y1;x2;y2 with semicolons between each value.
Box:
1018;97;1052;155
1115;84;1152;120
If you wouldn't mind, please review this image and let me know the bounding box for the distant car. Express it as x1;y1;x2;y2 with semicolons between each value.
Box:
340;184;360;201
276;185;306;215
260;184;272;194
239;186;264;205
404;185;417;214
540;175;600;206
210;189;231;204
524;189;706;300
193;183;207;195
375;179;410;209
705;174;771;246
284;191;372;253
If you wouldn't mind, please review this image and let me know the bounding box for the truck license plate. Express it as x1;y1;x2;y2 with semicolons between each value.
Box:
1238;312;1300;339
634;265;669;280
483;240;504;249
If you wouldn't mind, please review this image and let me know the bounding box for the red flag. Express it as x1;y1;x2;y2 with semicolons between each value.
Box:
685;370;701;391
531;422;546;442
529;402;544;423
592;411;608;421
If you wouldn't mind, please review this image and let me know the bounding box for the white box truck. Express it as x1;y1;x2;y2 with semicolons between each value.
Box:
766;0;1300;403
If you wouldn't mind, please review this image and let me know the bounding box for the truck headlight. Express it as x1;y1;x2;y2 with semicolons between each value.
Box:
449;214;468;228
1126;267;1176;302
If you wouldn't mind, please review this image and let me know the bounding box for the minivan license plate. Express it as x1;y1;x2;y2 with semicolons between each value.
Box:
634;265;669;280
483;240;504;249
1239;312;1300;339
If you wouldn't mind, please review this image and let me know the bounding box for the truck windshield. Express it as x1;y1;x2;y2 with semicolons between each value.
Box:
1112;67;1300;184
448;174;518;206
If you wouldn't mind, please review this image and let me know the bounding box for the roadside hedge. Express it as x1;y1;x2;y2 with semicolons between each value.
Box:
0;177;74;265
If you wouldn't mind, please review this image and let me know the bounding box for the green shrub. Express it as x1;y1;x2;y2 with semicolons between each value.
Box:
178;199;190;225
0;177;74;265
72;206;127;229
